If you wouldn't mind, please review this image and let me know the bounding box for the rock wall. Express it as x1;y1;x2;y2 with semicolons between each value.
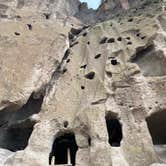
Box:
0;0;166;166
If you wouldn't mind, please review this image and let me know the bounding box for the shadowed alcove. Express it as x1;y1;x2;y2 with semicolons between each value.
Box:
49;132;78;165
105;112;123;147
0;92;44;152
146;110;166;144
146;110;166;162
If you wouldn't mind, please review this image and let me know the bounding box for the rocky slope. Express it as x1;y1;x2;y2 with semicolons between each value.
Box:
0;0;166;166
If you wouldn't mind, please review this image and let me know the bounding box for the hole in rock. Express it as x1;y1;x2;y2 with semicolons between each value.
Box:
82;25;89;30
117;37;122;41
68;32;75;40
84;72;95;80
127;41;132;45
27;24;32;30
62;68;67;74
141;36;146;40
49;132;78;165
111;59;118;65
14;32;20;36
0;126;34;152
63;49;70;60
106;71;112;78
146;110;166;145
81;86;85;90
82;32;87;37
80;64;87;69
146;110;166;162
43;13;50;19
70;28;82;36
136;33;140;37
87;41;90;45
131;45;166;76
94;54;101;59
107;38;115;43
66;59;70;63
0;92;44;151
99;37;108;44
11;92;44;122
128;18;133;22
70;41;79;48
105;112;122;147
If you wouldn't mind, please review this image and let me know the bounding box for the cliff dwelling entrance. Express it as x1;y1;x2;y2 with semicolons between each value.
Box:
131;45;166;77
49;132;78;165
146;110;166;162
105;112;122;147
0;92;44;152
0;126;34;152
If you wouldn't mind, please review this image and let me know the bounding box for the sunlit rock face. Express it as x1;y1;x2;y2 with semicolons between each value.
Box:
0;0;166;166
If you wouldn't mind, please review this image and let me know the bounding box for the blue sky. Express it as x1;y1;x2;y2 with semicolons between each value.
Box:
80;0;101;9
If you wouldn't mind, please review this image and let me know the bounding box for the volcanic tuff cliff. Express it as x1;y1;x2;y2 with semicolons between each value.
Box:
0;0;166;166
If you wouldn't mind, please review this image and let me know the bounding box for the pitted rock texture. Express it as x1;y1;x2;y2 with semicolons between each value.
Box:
0;0;166;166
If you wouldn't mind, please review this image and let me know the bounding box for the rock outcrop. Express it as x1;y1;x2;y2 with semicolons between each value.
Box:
0;0;166;166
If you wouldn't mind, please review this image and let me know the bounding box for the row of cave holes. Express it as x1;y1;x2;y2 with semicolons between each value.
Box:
14;13;50;36
48;110;166;165
0;108;165;165
49;113;122;165
80;59;118;90
99;33;146;46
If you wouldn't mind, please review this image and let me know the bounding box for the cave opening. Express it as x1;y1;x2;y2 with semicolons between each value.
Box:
0;91;44;152
131;45;166;77
49;132;78;165
146;110;166;145
146;110;166;162
0;126;34;152
105;112;122;147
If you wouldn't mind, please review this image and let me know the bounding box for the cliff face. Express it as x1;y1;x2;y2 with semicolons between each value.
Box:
0;0;166;166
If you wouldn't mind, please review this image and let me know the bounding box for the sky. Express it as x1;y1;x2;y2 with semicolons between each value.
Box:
80;0;101;9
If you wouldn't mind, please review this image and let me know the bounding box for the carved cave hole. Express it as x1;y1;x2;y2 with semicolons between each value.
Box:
105;112;122;147
146;110;166;144
127;41;132;45
146;110;166;162
117;37;122;41
128;18;133;22
99;37;108;44
111;59;118;65
14;32;20;36
95;54;101;59
0;92;44;152
131;45;166;76
0;126;33;152
80;64;87;69
107;38;115;43
43;13;51;19
27;24;32;30
81;85;85;90
84;72;95;80
49;132;78;165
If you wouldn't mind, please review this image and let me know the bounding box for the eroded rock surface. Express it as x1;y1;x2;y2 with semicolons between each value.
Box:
0;0;166;166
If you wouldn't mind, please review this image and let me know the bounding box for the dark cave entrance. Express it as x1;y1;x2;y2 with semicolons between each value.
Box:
1;126;34;152
0;91;44;152
146;110;166;145
105;112;122;147
146;110;166;162
49;132;78;165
